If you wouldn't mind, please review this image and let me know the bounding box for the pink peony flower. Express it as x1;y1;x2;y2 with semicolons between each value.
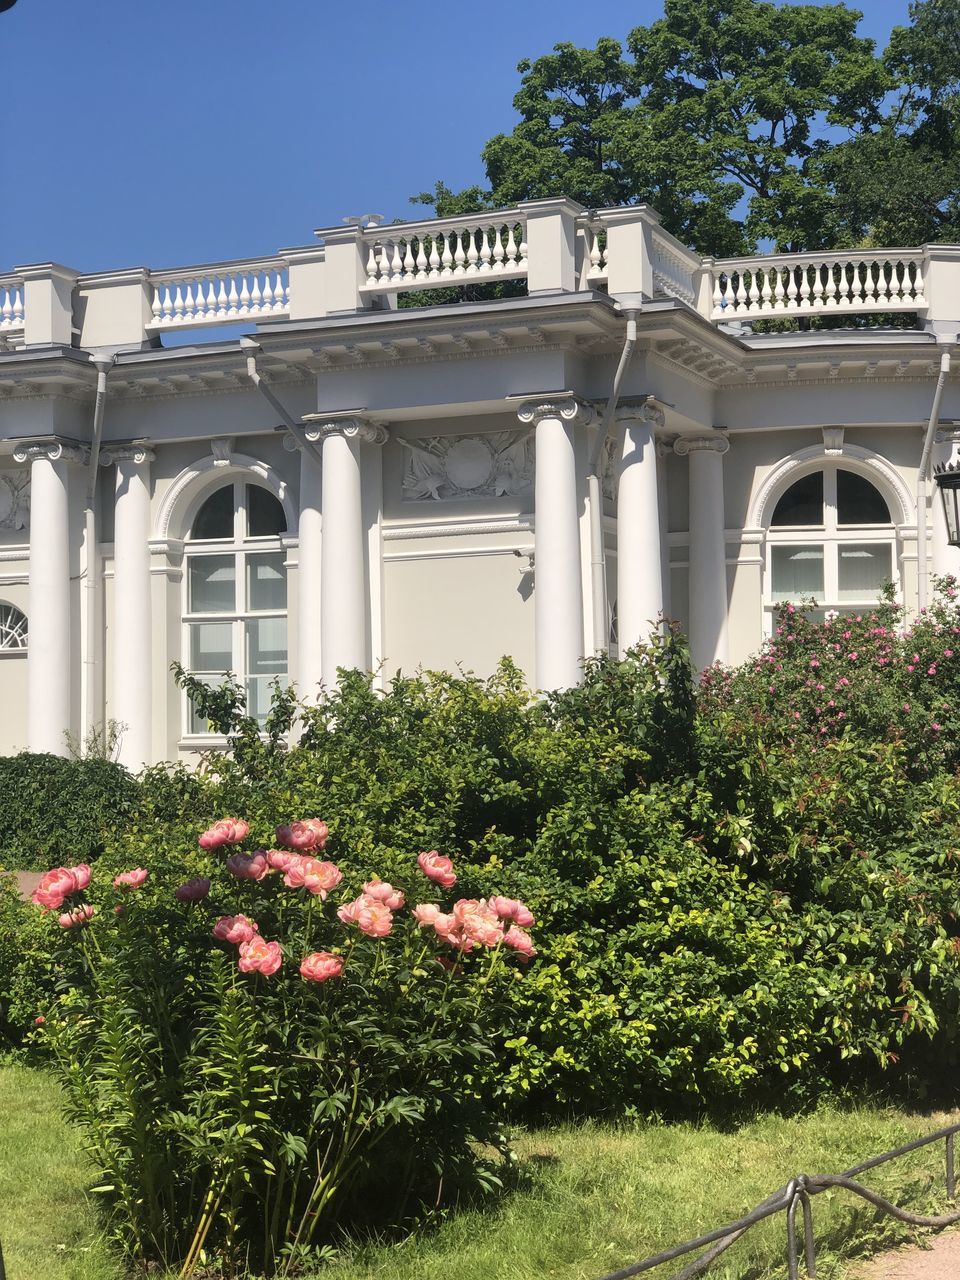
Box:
504;925;537;959
212;914;259;945
71;864;92;891
417;850;457;888
237;936;282;976
357;900;394;937
113;868;149;890
412;903;442;927
284;857;342;898
34;1015;45;1025
337;895;364;925
488;896;535;928
174;877;211;903
225;851;270;881
266;849;295;872
199;818;250;850
300;951;344;983
32;866;82;911
275;819;329;852
362;879;405;910
452;898;503;948
58;904;95;929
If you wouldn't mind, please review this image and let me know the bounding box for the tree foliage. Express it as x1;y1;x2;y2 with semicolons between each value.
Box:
418;0;960;253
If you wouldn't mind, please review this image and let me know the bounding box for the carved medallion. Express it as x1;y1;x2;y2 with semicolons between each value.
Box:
401;432;534;501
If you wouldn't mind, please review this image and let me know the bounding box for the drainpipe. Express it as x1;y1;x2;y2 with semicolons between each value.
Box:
240;337;324;464
587;303;640;654
84;353;115;740
917;348;953;613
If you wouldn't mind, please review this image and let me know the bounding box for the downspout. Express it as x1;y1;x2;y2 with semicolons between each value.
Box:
917;348;952;613
84;353;115;740
587;305;639;654
240;337;324;465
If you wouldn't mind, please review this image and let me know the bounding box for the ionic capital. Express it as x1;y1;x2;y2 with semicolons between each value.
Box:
616;397;666;431
514;393;593;428
302;413;389;446
101;442;155;466
12;437;89;465
673;434;730;458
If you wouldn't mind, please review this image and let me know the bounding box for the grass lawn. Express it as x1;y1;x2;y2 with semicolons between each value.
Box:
0;1064;956;1280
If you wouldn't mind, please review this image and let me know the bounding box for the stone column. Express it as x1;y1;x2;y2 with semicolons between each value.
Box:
516;394;591;691
302;414;388;688
616;400;665;656
13;439;87;755
675;435;730;670
104;443;154;770
296;437;324;700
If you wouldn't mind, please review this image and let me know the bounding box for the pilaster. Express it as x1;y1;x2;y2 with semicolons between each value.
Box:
675;434;730;670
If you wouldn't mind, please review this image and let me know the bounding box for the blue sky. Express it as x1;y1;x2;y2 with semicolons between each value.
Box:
1;0;914;274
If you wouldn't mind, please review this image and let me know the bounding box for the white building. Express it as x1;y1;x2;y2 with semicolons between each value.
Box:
0;200;958;767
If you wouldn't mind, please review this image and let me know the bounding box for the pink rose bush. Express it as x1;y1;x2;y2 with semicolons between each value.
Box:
30;819;535;1276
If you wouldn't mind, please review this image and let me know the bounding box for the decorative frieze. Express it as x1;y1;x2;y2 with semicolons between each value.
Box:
0;469;30;530
400;432;535;501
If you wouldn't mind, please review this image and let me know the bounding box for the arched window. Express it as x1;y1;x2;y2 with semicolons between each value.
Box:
183;479;288;734
0;603;27;651
766;467;897;623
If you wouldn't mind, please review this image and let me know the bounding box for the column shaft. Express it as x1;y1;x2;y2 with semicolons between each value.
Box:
112;449;153;769
298;445;323;698
23;451;72;754
617;410;664;655
683;438;729;669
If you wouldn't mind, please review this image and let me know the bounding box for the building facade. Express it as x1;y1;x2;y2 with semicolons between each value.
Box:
0;199;958;767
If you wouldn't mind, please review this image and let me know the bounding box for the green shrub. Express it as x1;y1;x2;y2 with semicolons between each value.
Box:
0;753;140;871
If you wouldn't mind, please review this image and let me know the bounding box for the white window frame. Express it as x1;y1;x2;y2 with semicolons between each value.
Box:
764;466;899;628
0;602;27;654
181;479;288;740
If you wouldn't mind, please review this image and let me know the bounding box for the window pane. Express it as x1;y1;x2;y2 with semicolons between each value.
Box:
838;543;892;602
187;675;226;735
247;552;287;610
246;617;287;676
191;485;234;540
771;544;825;602
246;677;276;726
247;485;287;537
837;470;891;525
189;555;236;612
189;621;233;673
771;472;823;526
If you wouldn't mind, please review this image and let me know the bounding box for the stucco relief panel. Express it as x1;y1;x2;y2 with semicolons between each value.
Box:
400;431;534;501
0;470;30;531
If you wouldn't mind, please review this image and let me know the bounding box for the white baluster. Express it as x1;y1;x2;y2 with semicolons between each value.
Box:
239;274;251;315
402;239;416;280
202;279;215;318
453;229;467;275
160;284;173;323
712;271;725;314
492;224;505;271
390;239;404;282
517;226;528;270
415;237;428;279
215;278;228;318
365;239;380;286
588;228;601;277
184;280;197;321
479;225;492;273
262;273;274;311
747;270;760;312
798;264;811;309
428;234;441;278
251;273;263;314
760;267;773;310
172;283;186;321
13;288;23;327
150;286;163;326
441;230;454;277
1;289;12;327
465;226;479;274
893;260;905;304
227;275;240;316
774;267;786;311
823;261;837;307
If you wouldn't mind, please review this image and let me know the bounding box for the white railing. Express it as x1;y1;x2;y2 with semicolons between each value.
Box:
709;250;927;320
147;257;290;329
360;213;527;292
651;228;699;306
0;276;24;334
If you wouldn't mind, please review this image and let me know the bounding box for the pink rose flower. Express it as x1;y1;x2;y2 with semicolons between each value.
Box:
225;851;270;881
362;879;405;910
488;896;535;928
174;877;211;902
212;914;259;945
417;850;457;888
58;904;95;929
357;901;394;937
412;903;442;927
504;925;537;959
32;866;82;911
237;936;282;976
275;819;329;852
113;868;149;890
199;818;250;850
300;951;344;983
